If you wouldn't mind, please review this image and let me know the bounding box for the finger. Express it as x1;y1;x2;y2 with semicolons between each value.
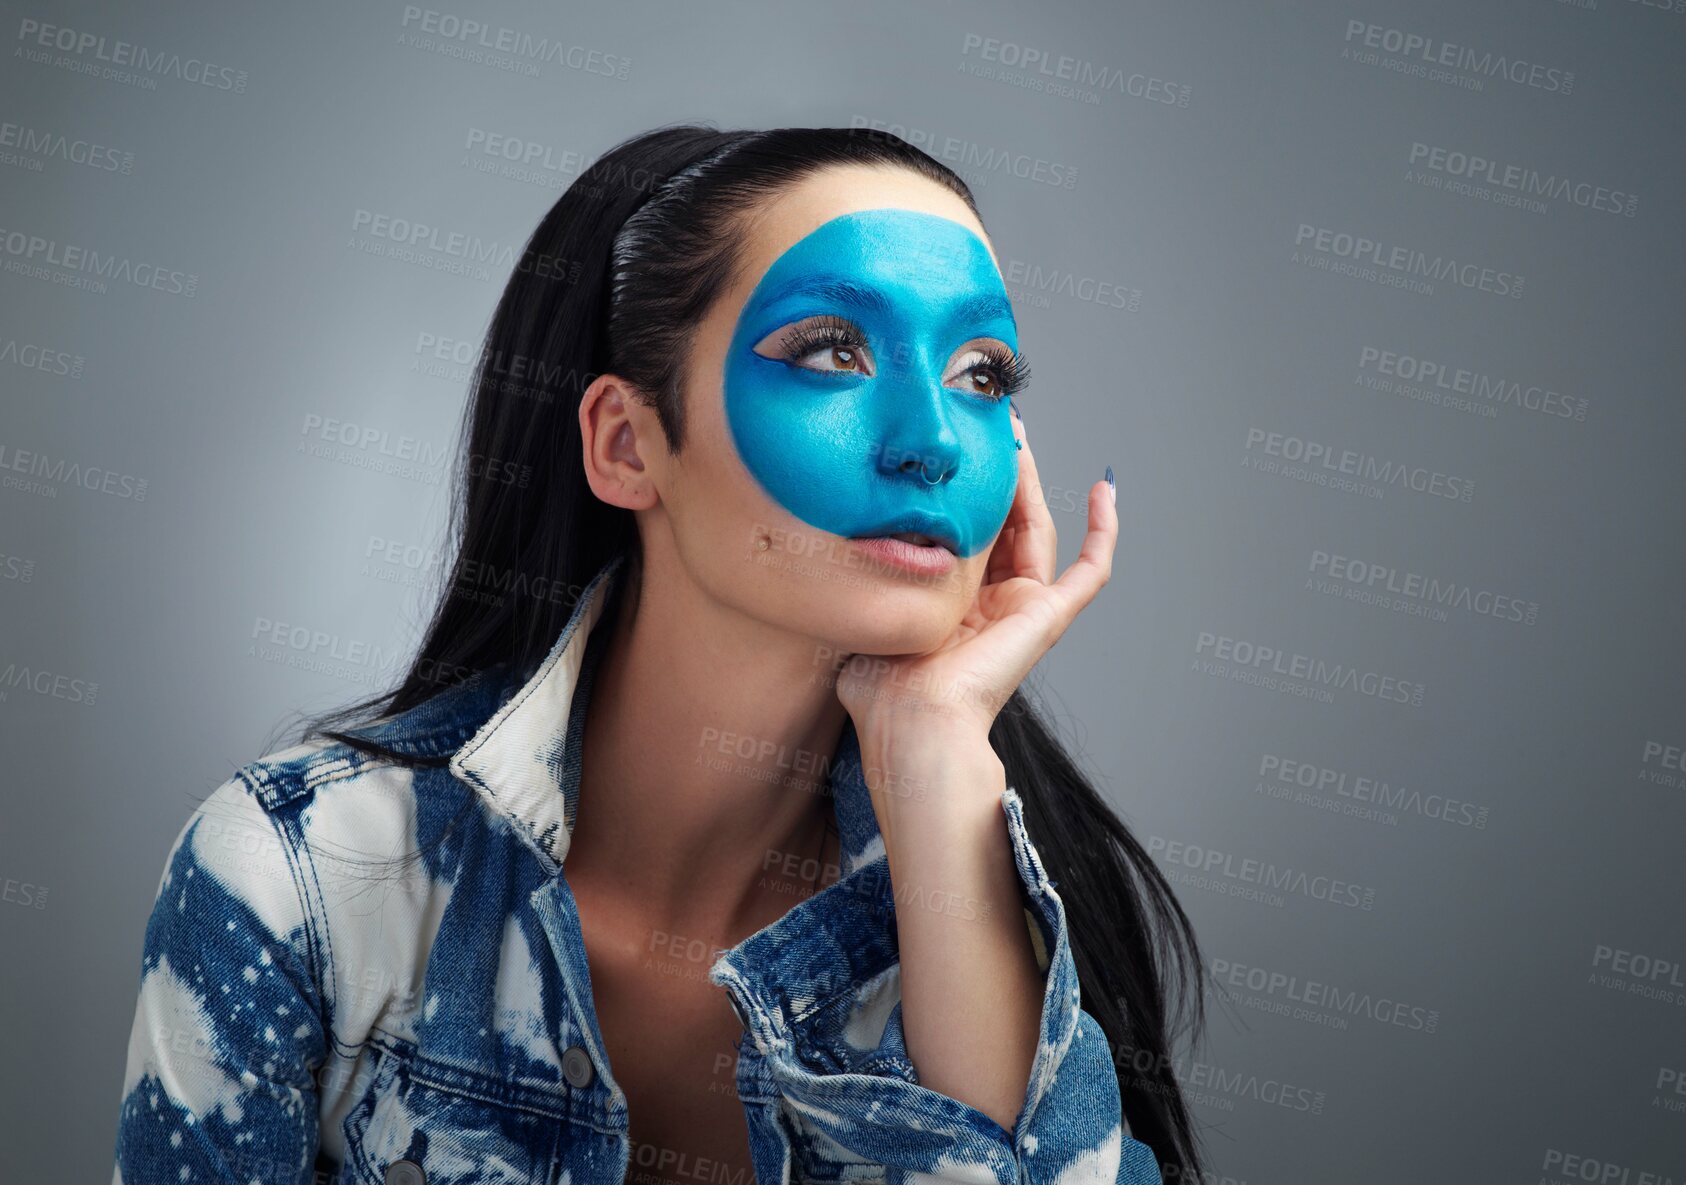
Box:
982;417;1029;586
984;523;1017;586
1048;477;1119;621
1005;410;1057;585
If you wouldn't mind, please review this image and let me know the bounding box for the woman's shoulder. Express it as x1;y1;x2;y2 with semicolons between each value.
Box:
162;729;477;909
230;729;430;813
243;729;488;852
142;731;488;1017
147;669;522;972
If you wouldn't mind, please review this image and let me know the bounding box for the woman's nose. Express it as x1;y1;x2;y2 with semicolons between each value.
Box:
873;347;964;487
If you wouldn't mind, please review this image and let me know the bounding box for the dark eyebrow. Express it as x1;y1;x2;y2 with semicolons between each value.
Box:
952;291;1016;332
762;277;1016;333
763;277;892;316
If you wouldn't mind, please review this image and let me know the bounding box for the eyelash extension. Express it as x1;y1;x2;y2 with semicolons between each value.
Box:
968;342;1031;401
778;316;1031;401
777;316;866;367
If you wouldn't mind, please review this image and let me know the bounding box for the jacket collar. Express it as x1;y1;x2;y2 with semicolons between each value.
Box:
345;552;887;878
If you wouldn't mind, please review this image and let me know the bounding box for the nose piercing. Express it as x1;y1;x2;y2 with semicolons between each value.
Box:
896;453;952;485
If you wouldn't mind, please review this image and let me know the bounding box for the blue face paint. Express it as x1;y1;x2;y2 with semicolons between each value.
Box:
723;207;1020;559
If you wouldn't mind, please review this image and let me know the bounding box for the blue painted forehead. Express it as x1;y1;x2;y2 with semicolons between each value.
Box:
733;207;1018;352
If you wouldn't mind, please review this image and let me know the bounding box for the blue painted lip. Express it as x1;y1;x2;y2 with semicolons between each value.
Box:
849;509;964;555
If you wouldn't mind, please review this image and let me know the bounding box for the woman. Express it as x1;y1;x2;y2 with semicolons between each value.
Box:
113;125;1210;1185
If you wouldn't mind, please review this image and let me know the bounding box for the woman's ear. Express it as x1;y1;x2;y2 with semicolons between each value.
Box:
579;373;660;511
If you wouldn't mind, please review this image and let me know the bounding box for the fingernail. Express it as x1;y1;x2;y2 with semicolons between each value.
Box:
1105;463;1115;504
1009;396;1022;420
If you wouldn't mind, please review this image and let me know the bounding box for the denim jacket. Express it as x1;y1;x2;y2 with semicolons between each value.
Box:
113;552;1163;1185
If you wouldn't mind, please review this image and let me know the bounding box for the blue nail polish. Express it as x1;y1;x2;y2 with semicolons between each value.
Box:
1105;463;1114;492
1009;396;1022;420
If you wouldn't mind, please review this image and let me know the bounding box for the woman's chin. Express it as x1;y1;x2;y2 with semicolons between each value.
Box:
816;602;963;660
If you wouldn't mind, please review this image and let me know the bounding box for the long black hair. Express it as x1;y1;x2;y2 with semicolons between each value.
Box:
284;123;1212;1180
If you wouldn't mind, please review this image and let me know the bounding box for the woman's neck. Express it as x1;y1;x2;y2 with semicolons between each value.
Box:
565;552;849;942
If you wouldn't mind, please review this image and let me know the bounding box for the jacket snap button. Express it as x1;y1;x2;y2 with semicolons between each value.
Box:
562;1044;596;1089
384;1160;426;1185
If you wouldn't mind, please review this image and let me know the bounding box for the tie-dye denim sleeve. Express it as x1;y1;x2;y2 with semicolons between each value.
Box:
710;786;1165;1185
996;788;1166;1185
112;775;327;1183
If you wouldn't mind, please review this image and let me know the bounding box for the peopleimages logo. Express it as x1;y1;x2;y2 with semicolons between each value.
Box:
247;615;409;689
1308;548;1540;626
14;17;250;92
0;838;50;909
1148;836;1377;911
1357;346;1588;422
1170;1058;1327;1116
1587;942;1686;1010
848;117;1079;190
1257;753;1492;829
1342;20;1575;94
0;120;134;173
463;128;590;179
397;7;632;79
299;414;451;468
0;222;199;296
0;336;84;379
350;208;525;269
0;662;98;706
1193;630;1427;707
957;32;1192;108
1294;224;1524;298
1540;1149;1678;1185
1639;740;1686;790
0;441;148;500
1002;258;1141;311
1408;142;1638;217
1244;427;1477;503
1210;957;1441;1034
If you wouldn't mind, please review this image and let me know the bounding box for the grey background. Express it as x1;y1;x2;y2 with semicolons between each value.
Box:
2;0;1682;1181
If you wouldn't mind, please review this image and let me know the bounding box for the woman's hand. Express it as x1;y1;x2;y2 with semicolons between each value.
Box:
827;405;1116;1131
835;404;1119;749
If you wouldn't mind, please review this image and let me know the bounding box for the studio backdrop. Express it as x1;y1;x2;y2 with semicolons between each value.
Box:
1;1;1681;1182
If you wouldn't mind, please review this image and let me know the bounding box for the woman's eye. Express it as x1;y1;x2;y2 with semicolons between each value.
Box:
950;350;1005;399
797;343;867;373
962;364;1001;398
771;317;876;377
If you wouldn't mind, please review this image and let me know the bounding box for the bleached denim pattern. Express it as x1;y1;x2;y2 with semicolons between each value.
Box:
113;552;1163;1185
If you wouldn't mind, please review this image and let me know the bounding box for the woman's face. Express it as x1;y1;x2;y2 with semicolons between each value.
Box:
639;164;1024;656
